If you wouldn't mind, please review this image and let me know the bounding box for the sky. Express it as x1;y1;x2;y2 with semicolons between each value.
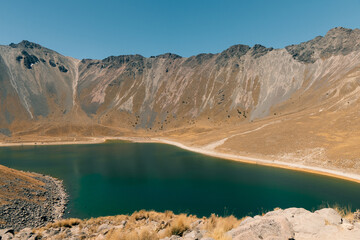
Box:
0;0;359;59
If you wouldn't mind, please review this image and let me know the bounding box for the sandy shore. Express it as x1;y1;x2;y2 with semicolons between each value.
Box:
110;137;360;184
1;136;360;184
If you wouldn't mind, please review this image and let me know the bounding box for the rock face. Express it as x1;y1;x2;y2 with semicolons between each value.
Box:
0;27;359;129
223;208;360;240
286;27;360;63
1;207;359;240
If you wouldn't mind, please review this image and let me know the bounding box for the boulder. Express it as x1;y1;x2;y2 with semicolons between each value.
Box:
314;208;342;225
97;224;111;233
282;208;325;234
227;215;294;240
95;234;106;240
190;220;203;228
14;228;33;239
0;229;14;236
183;229;203;240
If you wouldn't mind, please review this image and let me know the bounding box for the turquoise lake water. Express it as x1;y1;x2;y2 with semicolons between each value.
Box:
1;141;360;219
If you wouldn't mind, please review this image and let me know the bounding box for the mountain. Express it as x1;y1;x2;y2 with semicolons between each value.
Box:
1;27;360;176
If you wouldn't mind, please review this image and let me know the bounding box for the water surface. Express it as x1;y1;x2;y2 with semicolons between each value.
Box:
1;142;360;219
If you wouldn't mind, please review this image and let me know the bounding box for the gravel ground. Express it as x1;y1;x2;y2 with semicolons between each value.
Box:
0;172;68;231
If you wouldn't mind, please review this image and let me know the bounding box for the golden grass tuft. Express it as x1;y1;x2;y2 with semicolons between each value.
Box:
106;227;159;240
139;227;159;240
131;210;150;221
204;214;242;240
331;204;354;221
43;218;82;229
168;214;190;236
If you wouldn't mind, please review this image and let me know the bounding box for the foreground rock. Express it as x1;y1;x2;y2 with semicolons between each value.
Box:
0;165;68;231
1;208;359;240
228;208;360;240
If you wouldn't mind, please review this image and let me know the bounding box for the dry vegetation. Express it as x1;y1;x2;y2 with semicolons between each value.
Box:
204;214;242;240
34;210;243;240
330;204;358;222
42;218;82;229
0;165;46;205
29;206;360;239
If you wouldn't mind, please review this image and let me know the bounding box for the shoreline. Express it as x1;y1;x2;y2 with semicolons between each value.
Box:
116;137;360;184
44;174;68;221
1;136;360;184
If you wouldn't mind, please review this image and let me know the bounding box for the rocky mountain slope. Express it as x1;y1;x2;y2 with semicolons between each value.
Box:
0;165;67;231
1;27;360;176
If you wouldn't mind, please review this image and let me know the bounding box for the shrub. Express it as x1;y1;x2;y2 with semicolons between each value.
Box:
169;214;190;236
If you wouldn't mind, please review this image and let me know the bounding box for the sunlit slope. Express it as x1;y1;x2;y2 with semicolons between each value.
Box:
1;27;360;173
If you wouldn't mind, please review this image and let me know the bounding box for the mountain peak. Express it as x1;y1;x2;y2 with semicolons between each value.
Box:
325;27;356;36
9;40;43;49
286;27;360;63
250;44;274;58
155;53;182;59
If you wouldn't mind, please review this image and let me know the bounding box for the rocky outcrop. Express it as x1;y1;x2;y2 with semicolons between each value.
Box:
227;208;360;240
1;208;359;240
285;27;360;63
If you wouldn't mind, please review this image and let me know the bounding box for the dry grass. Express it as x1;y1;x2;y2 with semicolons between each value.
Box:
0;165;47;206
331;204;354;221
168;214;190;236
106;225;160;240
204;214;242;240
105;211;197;240
42;218;82;229
107;228;159;240
34;206;360;240
139;227;159;240
35;210;242;240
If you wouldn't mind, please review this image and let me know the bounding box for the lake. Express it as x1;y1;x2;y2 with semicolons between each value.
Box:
1;141;360;219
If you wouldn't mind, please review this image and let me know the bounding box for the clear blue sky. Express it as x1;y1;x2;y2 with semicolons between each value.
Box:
0;0;359;59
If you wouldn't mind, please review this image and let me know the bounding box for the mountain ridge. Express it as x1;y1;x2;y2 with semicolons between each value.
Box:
1;26;360;179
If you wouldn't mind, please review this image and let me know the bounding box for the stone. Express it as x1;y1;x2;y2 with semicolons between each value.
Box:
58;65;68;73
238;217;254;226
190;220;203;228
161;236;182;240
2;233;14;240
121;220;127;227
49;60;56;67
314;208;342;225
282;208;325;234
70;226;81;235
169;236;181;240
97;224;111;233
354;210;360;220
95;234;106;240
15;228;33;239
227;215;294;240
1;229;14;235
342;222;354;230
354;221;360;229
183;230;203;240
